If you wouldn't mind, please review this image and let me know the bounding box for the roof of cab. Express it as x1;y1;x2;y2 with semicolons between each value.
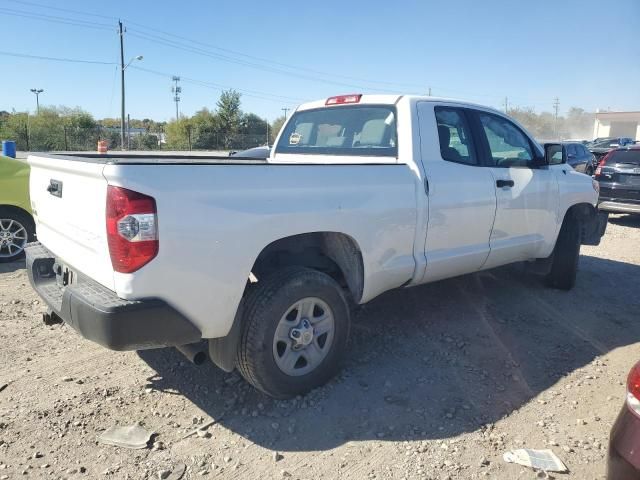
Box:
295;94;501;114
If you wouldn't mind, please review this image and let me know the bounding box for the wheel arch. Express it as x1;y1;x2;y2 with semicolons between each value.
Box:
208;231;364;373
249;231;365;304
0;204;35;226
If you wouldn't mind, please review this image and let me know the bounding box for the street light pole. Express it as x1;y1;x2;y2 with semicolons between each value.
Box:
30;88;43;114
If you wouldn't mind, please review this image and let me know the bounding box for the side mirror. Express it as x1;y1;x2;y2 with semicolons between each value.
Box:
544;143;565;166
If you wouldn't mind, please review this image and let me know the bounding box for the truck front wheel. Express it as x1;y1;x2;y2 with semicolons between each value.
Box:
236;267;350;398
545;214;581;290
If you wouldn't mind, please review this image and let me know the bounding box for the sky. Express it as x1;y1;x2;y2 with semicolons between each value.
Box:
1;0;639;122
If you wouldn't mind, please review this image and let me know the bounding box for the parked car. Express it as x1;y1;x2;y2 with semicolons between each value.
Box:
595;145;640;214
229;146;271;159
25;94;607;398
607;360;640;479
0;155;35;262
589;137;636;162
563;141;597;175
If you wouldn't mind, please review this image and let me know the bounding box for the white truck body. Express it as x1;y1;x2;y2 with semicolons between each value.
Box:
26;95;606;395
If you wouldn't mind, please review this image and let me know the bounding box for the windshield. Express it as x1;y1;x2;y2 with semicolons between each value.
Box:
275;105;398;157
592;139;619;148
606;150;640;166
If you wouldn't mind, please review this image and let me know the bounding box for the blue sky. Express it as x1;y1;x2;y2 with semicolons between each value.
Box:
2;0;639;122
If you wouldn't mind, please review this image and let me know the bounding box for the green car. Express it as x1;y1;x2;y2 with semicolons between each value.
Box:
0;155;35;262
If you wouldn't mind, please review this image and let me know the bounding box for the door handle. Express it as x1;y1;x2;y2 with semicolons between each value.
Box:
496;179;514;188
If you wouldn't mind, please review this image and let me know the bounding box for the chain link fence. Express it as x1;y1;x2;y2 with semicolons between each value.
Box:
1;125;268;152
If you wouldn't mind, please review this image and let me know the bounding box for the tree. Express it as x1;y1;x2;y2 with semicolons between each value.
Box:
270;116;286;144
216;89;242;148
165;118;193;150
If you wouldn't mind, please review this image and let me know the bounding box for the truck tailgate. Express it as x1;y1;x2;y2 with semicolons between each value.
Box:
28;155;115;290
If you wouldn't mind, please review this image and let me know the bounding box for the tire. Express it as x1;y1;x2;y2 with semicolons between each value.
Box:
545;214;580;290
0;207;35;263
237;267;350;399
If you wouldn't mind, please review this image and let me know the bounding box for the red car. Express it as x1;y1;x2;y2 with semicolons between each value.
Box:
608;361;640;479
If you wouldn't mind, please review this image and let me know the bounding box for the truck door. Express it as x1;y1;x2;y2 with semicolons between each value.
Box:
470;110;559;269
416;102;497;283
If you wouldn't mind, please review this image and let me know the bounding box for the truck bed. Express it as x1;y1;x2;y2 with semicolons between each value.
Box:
33;152;268;165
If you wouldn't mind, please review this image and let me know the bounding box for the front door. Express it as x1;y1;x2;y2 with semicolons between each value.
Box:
471;111;559;269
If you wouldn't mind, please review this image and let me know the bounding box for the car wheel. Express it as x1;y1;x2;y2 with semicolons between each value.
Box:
545;214;580;290
0;208;35;263
236;267;350;398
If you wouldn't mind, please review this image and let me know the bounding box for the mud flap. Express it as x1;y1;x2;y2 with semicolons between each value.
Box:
582;210;608;246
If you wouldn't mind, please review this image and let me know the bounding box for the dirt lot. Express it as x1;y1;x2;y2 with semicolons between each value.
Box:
1;215;639;480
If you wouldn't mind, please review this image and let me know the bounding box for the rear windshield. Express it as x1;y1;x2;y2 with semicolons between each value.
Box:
606;150;640;166
275;105;397;157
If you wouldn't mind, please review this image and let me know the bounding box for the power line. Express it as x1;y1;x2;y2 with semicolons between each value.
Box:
3;0;570;108
0;7;112;30
130;65;304;104
0;50;117;65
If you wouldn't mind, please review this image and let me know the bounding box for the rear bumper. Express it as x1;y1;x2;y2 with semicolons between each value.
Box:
25;242;201;351
599;200;640;214
608;405;640;480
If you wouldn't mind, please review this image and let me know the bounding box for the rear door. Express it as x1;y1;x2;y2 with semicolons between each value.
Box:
469;111;559;268
28;155;115;289
416;102;497;283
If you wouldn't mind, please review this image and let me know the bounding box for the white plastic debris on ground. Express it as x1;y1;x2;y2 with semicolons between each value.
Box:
503;448;568;473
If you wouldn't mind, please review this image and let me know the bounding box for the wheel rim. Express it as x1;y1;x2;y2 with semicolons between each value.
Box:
272;297;335;377
0;218;28;259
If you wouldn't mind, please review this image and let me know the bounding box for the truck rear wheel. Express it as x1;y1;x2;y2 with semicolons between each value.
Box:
236;267;350;399
545;214;580;290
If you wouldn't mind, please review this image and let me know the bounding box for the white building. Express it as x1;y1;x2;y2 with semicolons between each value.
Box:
593;110;640;140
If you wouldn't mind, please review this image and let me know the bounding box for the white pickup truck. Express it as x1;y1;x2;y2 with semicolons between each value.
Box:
26;94;608;398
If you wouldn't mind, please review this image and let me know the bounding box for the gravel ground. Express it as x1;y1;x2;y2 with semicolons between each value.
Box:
1;214;639;480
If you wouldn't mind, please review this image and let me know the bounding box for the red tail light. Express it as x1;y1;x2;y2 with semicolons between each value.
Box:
326;94;362;105
627;361;640;417
106;186;158;273
594;151;613;176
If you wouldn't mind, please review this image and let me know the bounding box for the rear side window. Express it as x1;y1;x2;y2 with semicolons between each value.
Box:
434;107;477;165
275;105;397;157
606;150;640;165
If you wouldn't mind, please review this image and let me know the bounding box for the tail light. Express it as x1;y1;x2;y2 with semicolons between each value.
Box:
106;186;158;273
594;151;613;177
627;361;640;417
326;94;362;105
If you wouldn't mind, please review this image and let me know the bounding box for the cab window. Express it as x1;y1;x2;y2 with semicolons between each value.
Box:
434;107;477;165
478;113;534;168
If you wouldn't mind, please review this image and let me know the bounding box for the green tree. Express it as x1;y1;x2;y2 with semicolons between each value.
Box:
270;116;286;144
165;118;193;150
216;89;242;148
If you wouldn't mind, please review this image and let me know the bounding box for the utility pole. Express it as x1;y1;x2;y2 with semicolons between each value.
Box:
172;76;181;121
427;86;432;96
553;97;560;139
119;19;126;150
266;118;269;145
30;88;43;114
504;96;509;113
281;107;290;120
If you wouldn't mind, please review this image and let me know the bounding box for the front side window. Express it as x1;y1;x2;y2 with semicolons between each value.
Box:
434;107;477;165
479;113;534;167
275;105;397;157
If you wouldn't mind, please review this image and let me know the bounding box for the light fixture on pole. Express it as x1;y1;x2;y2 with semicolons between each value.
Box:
30;88;44;114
